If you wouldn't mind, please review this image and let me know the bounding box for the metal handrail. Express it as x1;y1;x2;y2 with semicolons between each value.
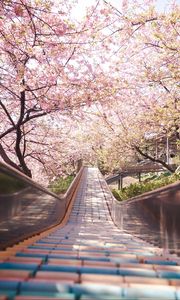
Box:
0;162;84;250
109;179;180;256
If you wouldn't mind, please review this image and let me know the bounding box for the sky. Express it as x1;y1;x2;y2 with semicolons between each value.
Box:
73;0;180;19
109;0;180;11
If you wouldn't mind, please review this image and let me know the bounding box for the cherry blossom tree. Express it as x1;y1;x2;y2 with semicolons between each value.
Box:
0;0;179;181
89;0;180;173
0;0;112;177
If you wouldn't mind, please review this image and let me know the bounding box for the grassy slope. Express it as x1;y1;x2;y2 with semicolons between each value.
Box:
49;175;74;195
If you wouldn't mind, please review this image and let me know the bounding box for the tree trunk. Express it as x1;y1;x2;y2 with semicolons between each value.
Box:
0;144;21;172
14;87;32;178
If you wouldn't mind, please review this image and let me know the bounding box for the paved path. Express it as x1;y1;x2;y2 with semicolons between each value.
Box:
0;167;180;299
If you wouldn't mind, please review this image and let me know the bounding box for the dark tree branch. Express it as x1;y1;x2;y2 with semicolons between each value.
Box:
63;47;76;68
132;17;158;26
22;126;27;157
20;0;37;47
0;82;20;98
0;111;48;140
0;100;16;127
134;145;175;173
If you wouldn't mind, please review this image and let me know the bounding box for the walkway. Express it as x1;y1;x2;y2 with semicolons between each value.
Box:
0;167;180;299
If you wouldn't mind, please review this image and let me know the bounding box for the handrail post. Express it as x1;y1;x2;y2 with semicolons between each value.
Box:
77;159;83;172
118;173;123;190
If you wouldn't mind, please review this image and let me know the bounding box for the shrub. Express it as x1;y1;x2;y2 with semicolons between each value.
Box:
49;175;74;194
112;189;123;201
112;173;180;201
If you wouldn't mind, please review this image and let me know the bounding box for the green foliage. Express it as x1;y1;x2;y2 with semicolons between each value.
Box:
175;165;180;175
0;173;26;194
49;175;74;194
112;173;180;201
143;174;157;182
111;189;123;201
142;171;171;182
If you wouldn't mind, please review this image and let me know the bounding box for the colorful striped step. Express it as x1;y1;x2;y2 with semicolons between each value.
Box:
0;167;179;299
